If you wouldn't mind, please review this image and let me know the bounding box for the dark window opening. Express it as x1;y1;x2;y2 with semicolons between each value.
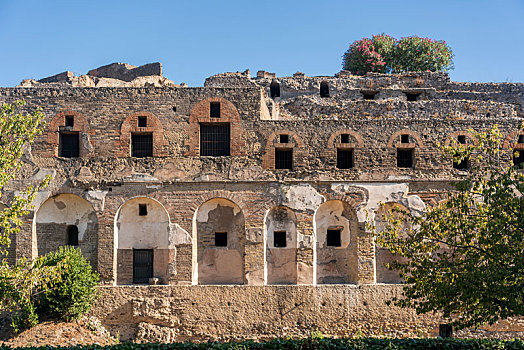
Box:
275;148;293;170
518;135;524;144
59;132;79;158
279;134;289;143
439;324;453;338
138;116;147;128
210;102;221;118
200;123;230;156
133;249;153;284
320;81;330;98
514;149;524;168
67;225;78;246
172;105;177;112
273;231;287;248
326;229;342;247
458;135;466;144
453;157;469;170
337;148;354;169
362;92;376;100
405;92;420;102
65;116;74;127
131;133;153;157
139;204;147;216
397;149;414;168
341;134;350;144
401;134;410;144
270;80;280;98
215;232;228;247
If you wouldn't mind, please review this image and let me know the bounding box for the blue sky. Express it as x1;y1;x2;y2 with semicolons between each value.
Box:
0;0;523;86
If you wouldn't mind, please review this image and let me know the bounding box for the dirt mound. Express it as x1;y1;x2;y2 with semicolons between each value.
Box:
0;316;116;348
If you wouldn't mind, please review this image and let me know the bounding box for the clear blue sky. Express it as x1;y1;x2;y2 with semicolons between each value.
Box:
0;0;523;87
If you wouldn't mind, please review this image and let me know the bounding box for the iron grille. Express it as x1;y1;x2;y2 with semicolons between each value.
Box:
275;148;293;169
131;133;153;157
133;249;153;284
200;124;230;156
337;148;354;169
59;132;79;158
397;149;413;168
67;225;79;246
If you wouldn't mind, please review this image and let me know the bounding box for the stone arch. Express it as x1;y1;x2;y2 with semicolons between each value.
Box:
387;129;424;148
186;97;245;156
444;130;476;147
374;202;410;284
34;194;98;266
313;200;358;284
117;112;167;157
45;110;94;158
262;130;305;169
327;129;364;149
264;206;297;285
114;197;172;284
192;198;245;285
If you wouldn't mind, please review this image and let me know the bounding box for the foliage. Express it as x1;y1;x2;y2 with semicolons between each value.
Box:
342;34;454;75
38;246;99;321
0;100;60;332
1;338;523;349
373;125;524;329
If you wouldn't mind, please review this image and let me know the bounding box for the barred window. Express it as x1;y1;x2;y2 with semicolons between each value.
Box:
397;149;413;168
337;148;354;169
133;249;153;284
131;133;153;157
200;124;230;156
59;132;79;158
275;148;293;169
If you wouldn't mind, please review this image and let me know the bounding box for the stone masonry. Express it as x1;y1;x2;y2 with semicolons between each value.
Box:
1;64;523;341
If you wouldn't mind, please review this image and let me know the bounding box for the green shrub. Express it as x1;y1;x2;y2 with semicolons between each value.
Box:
37;246;99;321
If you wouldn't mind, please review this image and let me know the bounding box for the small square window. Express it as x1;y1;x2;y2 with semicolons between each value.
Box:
341;134;350;144
405;92;420;102
273;231;287;248
65;116;74;127
362;92;376;100
457;135;466;144
401;134;410;144
139;204;147;216
518;135;524;144
138;116;147;128
279;134;289;144
326;229;341;247
397;149;414;168
210;102;221;118
215;232;227;247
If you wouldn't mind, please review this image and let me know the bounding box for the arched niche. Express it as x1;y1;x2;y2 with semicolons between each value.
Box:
374;202;409;284
34;194;98;266
265;206;297;285
115;197;172;285
314;200;358;284
193;198;245;285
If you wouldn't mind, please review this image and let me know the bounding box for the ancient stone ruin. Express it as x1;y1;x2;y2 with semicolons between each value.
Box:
1;63;524;341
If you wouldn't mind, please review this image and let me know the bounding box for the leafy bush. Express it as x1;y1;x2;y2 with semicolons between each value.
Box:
37;246;99;321
343;34;454;75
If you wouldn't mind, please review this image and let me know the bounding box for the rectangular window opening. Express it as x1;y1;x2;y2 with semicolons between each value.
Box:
514;150;524;168
326;229;342;247
59;132;80;158
401;134;410;144
138;116;147;128
458;135;466;144
133;249;153;284
131;133;153;157
337;148;354;169
341;134;350;144
210;102;221;118
279;134;289;144
65;116;74;127
139;204;148;216
397;149;414;168
275;148;293;170
200;123;230;156
273;231;287;248
518;135;524;144
362;92;376;100
405;92;420;102
215;232;228;247
453;158;469;170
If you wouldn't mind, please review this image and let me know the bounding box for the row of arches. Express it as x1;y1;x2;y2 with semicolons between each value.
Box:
30;193;407;285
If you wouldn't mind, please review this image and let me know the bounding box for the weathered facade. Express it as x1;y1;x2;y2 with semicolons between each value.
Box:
1;64;524;341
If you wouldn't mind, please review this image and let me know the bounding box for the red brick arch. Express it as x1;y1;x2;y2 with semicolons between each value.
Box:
45;110;94;158
262;130;304;169
444;130;477;147
327;129;363;149
186;97;245;156
503;129;524;149
387;129;424;148
117;112;167;157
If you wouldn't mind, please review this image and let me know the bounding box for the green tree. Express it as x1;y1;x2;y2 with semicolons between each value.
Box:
373;125;524;329
0;100;63;332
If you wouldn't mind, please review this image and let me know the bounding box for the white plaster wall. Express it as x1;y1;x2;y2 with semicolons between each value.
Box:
36;194;95;240
116;198;170;249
